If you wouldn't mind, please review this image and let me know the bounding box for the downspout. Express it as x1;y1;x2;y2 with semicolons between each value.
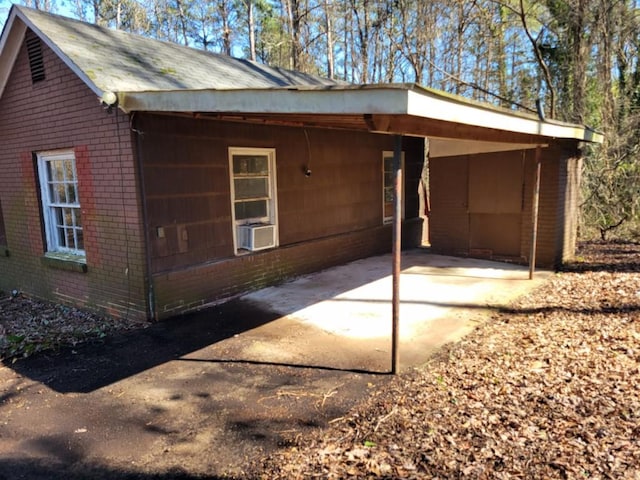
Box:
131;113;157;321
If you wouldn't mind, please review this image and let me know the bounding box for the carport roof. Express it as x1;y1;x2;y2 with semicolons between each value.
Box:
0;5;603;147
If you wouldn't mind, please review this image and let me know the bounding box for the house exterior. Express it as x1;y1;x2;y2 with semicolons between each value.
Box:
0;7;601;321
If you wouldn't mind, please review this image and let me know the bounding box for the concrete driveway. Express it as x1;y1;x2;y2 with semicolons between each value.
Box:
0;250;550;479
231;249;550;372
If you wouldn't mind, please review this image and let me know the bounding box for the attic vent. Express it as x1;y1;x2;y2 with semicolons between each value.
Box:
26;35;45;83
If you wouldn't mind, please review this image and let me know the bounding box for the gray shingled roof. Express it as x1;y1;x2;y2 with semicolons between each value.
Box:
16;6;341;93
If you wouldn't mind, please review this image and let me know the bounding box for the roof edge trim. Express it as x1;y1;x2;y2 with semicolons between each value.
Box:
119;87;602;143
0;8;26;99
118;88;412;116
406;89;603;143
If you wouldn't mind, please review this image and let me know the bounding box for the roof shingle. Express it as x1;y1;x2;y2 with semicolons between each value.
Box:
15;6;341;94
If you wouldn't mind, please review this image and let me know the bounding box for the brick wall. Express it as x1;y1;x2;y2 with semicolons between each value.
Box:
0;30;148;320
153;219;422;319
520;142;582;267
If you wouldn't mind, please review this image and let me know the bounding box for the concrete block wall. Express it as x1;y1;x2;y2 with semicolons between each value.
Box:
0;30;148;319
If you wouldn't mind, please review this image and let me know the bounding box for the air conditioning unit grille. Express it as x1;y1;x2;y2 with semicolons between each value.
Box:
238;224;276;251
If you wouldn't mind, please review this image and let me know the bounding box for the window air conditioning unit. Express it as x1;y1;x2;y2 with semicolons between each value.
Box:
237;224;276;251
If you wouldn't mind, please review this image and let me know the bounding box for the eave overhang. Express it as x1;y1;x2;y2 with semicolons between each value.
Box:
117;84;603;145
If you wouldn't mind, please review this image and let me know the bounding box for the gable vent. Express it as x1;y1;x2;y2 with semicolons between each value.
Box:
26;35;46;83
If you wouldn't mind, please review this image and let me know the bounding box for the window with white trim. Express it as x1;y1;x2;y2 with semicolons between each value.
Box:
37;150;84;256
229;148;278;252
382;151;405;224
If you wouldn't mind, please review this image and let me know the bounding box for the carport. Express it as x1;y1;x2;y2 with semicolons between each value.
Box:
118;84;602;371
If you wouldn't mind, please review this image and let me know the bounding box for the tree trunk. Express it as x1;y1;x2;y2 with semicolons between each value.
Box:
175;0;189;45
323;0;334;78
247;0;256;61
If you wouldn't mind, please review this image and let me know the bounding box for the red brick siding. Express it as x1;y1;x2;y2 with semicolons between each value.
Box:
519;143;581;267
559;151;582;262
0;31;148;319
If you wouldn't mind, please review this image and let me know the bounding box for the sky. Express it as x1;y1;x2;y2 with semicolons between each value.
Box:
0;1;77;33
0;1;11;32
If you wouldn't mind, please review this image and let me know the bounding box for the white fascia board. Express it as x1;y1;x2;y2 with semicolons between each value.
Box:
119;86;602;143
118;88;410;115
407;90;601;143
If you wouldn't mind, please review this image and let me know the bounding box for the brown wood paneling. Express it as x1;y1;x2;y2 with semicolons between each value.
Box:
467;151;524;258
429;155;469;254
469;213;522;257
468;152;524;214
136;114;423;274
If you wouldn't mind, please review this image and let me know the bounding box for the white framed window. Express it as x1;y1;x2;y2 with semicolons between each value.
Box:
37;150;84;256
382;151;405;224
229;147;278;253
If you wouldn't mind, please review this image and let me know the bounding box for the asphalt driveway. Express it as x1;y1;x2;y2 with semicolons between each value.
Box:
0;250;550;479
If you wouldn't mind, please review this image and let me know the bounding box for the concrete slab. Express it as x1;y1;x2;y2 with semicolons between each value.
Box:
212;250;551;373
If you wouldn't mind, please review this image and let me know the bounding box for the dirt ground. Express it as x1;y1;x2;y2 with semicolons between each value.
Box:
0;251;544;480
0;298;391;479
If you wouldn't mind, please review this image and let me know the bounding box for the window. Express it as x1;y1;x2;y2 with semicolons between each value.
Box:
229;148;278;252
37;151;84;256
382;151;405;224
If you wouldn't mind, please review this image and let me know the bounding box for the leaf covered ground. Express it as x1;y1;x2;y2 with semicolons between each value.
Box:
260;242;640;479
0;294;143;361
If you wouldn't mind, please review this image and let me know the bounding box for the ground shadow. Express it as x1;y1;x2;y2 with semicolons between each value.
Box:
4;298;282;394
562;241;640;273
175;357;387;376
0;458;237;480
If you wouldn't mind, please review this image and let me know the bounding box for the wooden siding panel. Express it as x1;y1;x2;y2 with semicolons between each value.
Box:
467;151;524;258
469;213;522;257
137;114;424;274
429;155;470;255
468;152;524;214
